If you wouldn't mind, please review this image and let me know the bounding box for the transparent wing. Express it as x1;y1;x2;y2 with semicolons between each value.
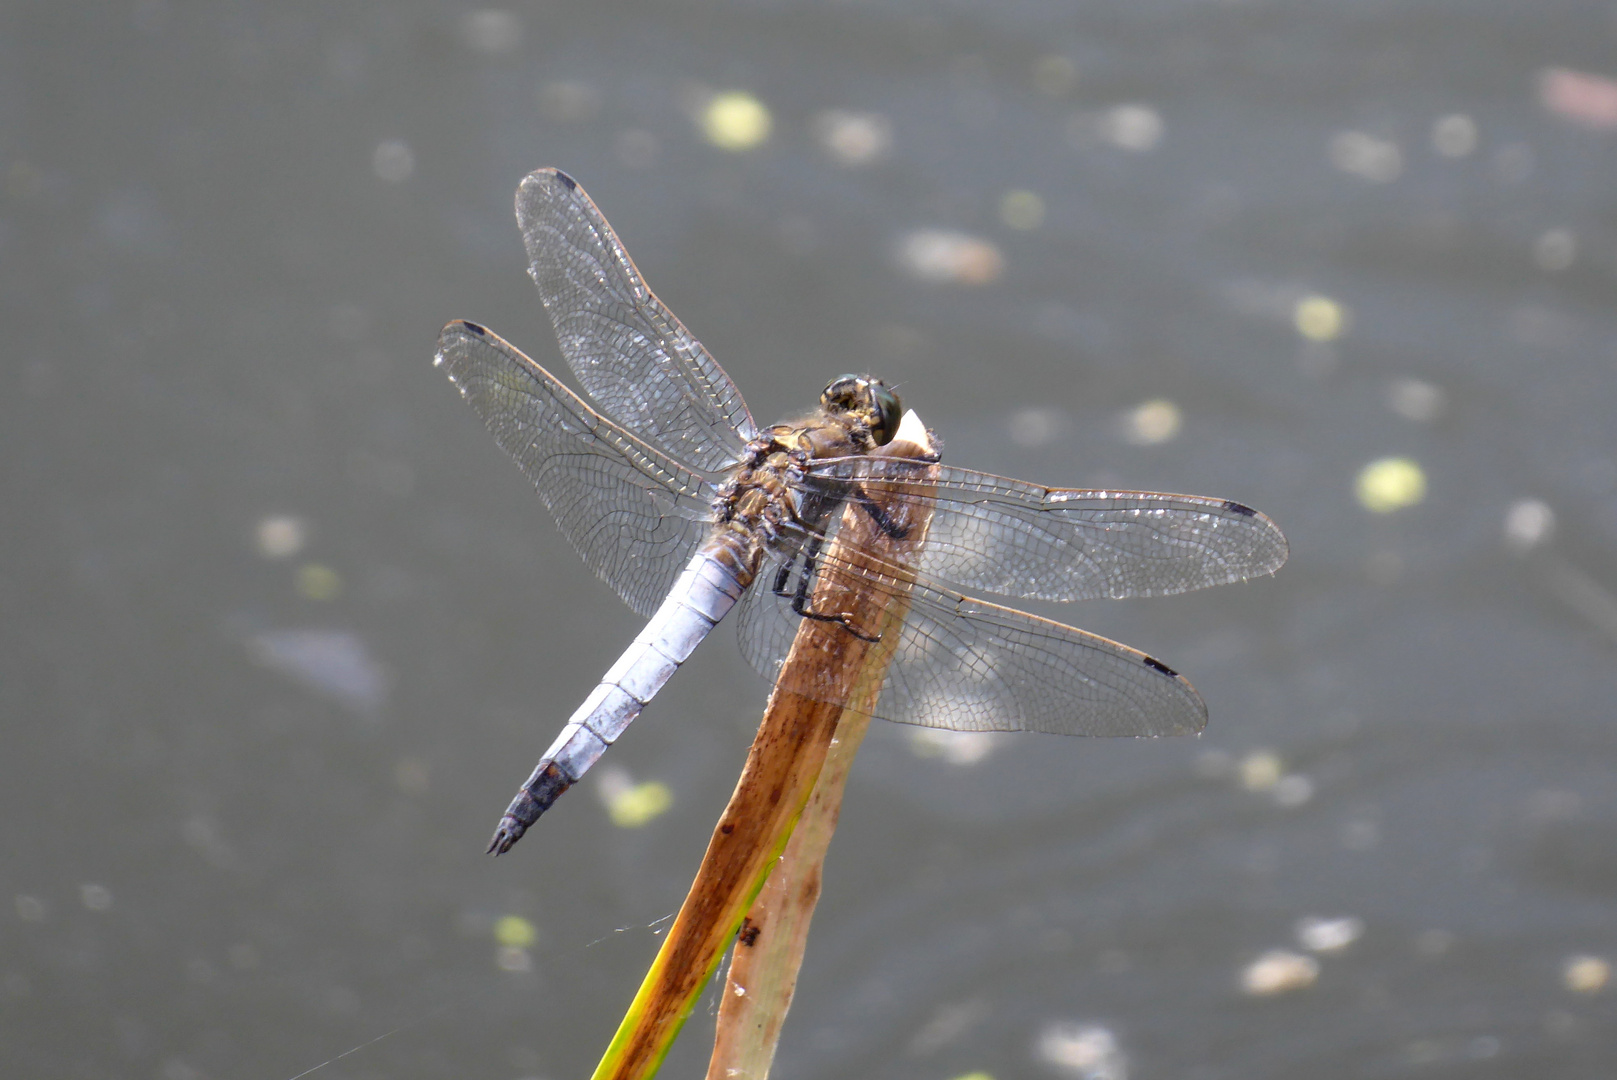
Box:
517;168;758;473
736;551;1206;737
436;320;717;619
798;459;1288;602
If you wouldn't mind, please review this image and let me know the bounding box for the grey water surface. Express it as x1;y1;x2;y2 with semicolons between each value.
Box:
4;3;1616;1078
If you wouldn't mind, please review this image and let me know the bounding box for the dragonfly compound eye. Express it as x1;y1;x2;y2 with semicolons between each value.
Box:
869;383;902;446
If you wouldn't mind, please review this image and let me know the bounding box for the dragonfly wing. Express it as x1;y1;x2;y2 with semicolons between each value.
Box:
517;168;759;473
735;549;1206;737
436;320;716;619
799;460;1288;602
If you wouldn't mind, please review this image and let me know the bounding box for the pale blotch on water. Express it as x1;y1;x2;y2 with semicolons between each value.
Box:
616;128;659;169
394;756;431;795
1294;294;1347;342
896;229;1003;285
255;514;306;559
372;139;414;184
15;895;46;922
1238;750;1283;792
247;628;388;714
1241;949;1320;996
81;884;113;911
1036;1022;1128;1080
1008;406;1071;448
295;563;343;601
1271;773;1314;807
1431;114;1479;157
1329;130;1402;182
596;765;673;827
998;189;1045;231
1295;915;1365;953
699;91;772;151
538;80;602;123
459;9;522;54
496;945;532;973
1099;104;1163;151
1533;228;1577;272
814;110;891;166
1122;399;1181;446
1387;377;1447;422
494;914;537;973
1341;818;1381;851
1503;499;1555;553
1538;66;1617;131
909;727;997;766
1032;55;1078;96
1356;457;1427;513
494;914;537;949
1562;954;1611;994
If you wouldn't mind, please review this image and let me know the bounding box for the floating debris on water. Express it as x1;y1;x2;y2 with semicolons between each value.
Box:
255;515;307;559
295;563;342;601
1037;1022;1127;1080
1241;949;1320;996
1503;499;1555;553
247;628;388;714
1032;55;1079;97
393;756;431;795
1099;104;1163;151
537;80;602;123
459;9;523;55
597;766;673;827
494;914;537;948
896;229;1003;285
1293;294;1347;342
1296;915;1365;953
372;139;414;184
1387;378;1447;422
1532;228;1577;272
1538;67;1617;131
700;91;772;151
1329;130;1402;182
1122;399;1181;446
1562;954;1610;993
1356;457;1427;513
616;128;659;169
1008;406;1071;448
814;110;891;166
1431;114;1478;157
1271;773;1314;807
998;189;1045;231
1239;750;1283;792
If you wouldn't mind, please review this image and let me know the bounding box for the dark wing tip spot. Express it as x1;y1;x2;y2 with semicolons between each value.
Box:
1222;500;1258;517
460;320;487;336
551;169;577;190
1142;655;1179;678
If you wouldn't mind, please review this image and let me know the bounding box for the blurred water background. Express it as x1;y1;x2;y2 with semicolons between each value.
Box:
4;2;1617;1078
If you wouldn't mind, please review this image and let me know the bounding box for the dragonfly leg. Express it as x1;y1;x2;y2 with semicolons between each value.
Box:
851;489;912;539
778;532;881;643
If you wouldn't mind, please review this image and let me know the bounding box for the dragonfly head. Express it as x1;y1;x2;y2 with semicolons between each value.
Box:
821;374;903;448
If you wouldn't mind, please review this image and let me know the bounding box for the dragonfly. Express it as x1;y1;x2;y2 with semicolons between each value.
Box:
436;168;1288;856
